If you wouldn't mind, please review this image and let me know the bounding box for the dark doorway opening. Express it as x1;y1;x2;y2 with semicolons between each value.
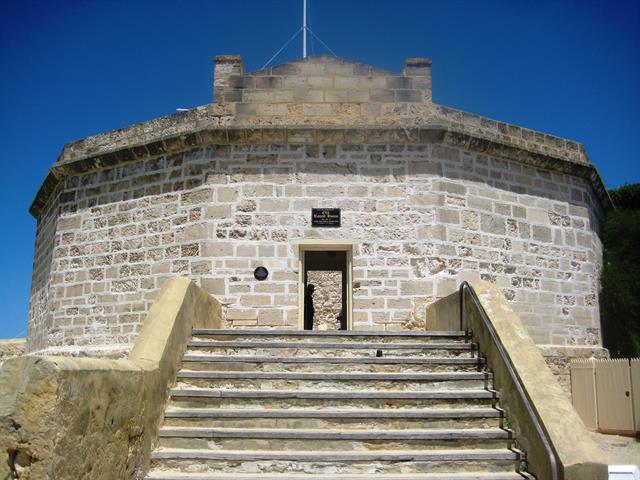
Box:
303;250;347;331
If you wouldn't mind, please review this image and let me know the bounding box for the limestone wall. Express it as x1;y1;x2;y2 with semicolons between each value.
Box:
28;142;603;356
213;55;432;116
1;277;222;479
27;184;60;353
307;271;343;330
0;340;25;365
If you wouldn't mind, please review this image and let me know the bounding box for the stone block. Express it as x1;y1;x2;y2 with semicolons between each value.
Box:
347;90;370;102
177;223;208;242
417;224;446;241
294;62;327;75
259;198;290;212
387;298;411;309
111;279;138;293
532;225;552;243
243;90;294;103
202;278;225;296
409;193;443;207
436;209;460;225
288;76;334;90
333;77;359;90
467;196;493;211
202;242;234;257
254;283;285;294
180;243;199;257
324;90;349;102
255;103;288;116
229;284;251;294
436;180;467;195
395;89;423;102
255;76;282;89
369;89;395;102
217;187;239;203
481;214;506;235
227;308;258;321
302;104;333;116
353;298;385;310
386;76;413;89
242;295;272;307
287;129;316;144
181;188;213;205
257;309;284;326
57;215;82;231
318;63;353;76
527;208;549;224
235;245;256;257
400;280;434;296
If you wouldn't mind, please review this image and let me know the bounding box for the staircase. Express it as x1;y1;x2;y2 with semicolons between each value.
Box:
145;329;528;480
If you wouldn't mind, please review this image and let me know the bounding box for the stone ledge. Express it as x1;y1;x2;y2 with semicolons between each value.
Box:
0;339;25;365
54;104;590;167
464;281;607;480
0;277;221;479
30;123;611;219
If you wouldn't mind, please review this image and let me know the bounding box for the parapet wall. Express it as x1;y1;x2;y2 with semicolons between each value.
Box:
214;55;432;112
2;277;221;479
0;277;220;480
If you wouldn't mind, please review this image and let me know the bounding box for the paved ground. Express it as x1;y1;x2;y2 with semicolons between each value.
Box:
590;432;640;465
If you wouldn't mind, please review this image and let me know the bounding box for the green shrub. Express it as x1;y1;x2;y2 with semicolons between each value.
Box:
601;183;640;357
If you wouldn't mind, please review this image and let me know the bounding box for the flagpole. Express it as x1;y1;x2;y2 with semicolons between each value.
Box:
303;0;307;58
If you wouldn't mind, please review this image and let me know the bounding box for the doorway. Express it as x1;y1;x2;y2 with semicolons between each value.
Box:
297;243;353;331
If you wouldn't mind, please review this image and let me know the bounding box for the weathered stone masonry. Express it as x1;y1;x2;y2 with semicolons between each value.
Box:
29;140;604;356
27;55;610;366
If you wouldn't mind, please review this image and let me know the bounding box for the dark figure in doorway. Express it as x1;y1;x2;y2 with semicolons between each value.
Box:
304;284;315;330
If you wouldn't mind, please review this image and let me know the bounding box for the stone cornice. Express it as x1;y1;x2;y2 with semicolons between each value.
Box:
30;123;611;218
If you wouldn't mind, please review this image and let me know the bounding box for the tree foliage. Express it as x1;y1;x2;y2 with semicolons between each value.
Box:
601;183;640;357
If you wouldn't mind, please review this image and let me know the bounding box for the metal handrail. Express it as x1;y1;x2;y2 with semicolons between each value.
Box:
459;281;560;480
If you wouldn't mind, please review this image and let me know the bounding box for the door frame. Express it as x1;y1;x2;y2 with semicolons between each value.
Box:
294;240;355;331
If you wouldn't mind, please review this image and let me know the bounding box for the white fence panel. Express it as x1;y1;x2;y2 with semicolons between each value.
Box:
570;359;597;430
631;358;640;432
595;359;635;434
571;358;639;434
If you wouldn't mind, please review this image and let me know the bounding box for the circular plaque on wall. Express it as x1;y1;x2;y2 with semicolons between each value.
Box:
254;266;269;281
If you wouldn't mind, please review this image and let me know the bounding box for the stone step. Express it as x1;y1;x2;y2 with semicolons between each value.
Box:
146;472;525;480
149;448;519;474
157;426;510;450
169;388;497;410
175;370;490;391
186;341;477;359
185;348;472;359
162;407;502;430
192;329;468;344
181;355;483;373
188;340;475;350
170;388;496;400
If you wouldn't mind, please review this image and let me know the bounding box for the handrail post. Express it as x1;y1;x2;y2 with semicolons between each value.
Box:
459;283;465;332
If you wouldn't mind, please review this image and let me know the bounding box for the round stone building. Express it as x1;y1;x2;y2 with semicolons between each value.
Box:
27;55;610;376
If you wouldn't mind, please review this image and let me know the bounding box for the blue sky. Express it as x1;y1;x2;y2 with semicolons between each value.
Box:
0;0;638;339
